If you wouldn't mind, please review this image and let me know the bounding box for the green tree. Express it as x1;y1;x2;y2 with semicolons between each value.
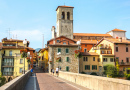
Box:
103;64;117;78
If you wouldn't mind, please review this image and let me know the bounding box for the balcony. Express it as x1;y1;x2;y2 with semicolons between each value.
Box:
2;63;14;67
119;62;130;65
93;45;112;50
2;72;13;76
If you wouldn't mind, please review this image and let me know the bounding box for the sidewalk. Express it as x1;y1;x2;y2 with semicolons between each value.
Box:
24;73;40;90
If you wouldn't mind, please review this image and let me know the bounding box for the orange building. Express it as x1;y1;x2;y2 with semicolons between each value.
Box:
73;33;112;52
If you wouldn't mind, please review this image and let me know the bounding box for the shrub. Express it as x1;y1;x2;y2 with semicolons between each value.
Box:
90;72;97;76
81;72;86;74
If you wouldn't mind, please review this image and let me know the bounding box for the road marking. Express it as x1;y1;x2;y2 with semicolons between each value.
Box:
48;74;81;90
34;73;37;90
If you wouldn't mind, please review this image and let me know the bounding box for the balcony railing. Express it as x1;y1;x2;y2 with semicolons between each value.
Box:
2;63;14;67
93;46;111;50
2;72;13;76
119;62;130;65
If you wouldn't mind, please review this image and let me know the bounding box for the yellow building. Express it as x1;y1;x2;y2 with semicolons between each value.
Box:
79;52;99;75
38;47;48;72
1;38;30;81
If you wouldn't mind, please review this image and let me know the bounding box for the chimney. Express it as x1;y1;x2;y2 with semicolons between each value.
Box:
53;39;55;44
119;37;122;42
51;26;56;39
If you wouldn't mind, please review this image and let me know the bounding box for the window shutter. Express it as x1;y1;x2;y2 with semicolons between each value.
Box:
96;66;97;70
89;65;90;70
66;49;69;53
58;48;61;53
85;65;86;70
92;65;93;70
67;57;69;62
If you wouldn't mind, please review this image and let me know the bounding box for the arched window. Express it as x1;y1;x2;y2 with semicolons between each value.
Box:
61;12;65;19
67;12;70;20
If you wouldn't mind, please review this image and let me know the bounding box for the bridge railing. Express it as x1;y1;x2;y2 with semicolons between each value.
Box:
59;71;130;90
0;70;31;90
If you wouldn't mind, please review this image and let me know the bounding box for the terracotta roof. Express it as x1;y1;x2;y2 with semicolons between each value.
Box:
27;47;35;51
48;43;78;47
81;52;99;56
111;28;126;32
47;36;76;45
2;38;30;43
56;5;74;11
74;39;100;44
96;38;130;46
0;42;2;49
105;38;130;44
73;33;112;37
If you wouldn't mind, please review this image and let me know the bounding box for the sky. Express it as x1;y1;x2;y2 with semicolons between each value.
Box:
0;0;130;49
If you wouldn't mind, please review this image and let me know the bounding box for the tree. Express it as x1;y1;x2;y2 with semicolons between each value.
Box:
103;64;118;78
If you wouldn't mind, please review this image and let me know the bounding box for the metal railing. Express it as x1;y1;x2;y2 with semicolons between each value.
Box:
119;62;130;65
2;63;14;66
2;72;13;76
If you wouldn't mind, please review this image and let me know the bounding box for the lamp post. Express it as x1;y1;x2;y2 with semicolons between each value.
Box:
77;40;81;73
30;57;32;69
23;39;27;74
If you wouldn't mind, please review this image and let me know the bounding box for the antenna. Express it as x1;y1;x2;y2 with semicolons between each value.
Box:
42;34;44;49
6;28;11;39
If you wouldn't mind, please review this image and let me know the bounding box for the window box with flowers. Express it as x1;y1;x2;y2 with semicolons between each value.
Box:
49;61;52;64
26;57;30;63
39;56;41;60
56;57;61;62
20;49;27;58
74;50;82;58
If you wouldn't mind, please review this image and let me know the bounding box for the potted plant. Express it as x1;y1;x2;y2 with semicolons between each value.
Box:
20;49;27;58
56;57;61;62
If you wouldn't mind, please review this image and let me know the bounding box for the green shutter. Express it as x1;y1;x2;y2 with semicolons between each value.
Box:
66;57;69;62
66;66;69;71
85;65;86;70
66;49;69;53
96;65;97;70
58;48;61;53
89;65;90;70
92;65;93;70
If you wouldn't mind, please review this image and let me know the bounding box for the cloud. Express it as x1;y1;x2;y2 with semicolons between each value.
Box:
11;30;43;41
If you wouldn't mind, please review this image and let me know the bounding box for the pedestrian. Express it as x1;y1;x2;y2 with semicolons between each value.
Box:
31;67;33;76
52;69;55;76
56;67;59;77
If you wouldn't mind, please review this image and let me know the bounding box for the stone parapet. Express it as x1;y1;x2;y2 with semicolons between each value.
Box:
0;70;31;90
59;71;130;90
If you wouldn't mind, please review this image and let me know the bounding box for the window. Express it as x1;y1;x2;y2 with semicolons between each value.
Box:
63;42;66;44
116;57;119;62
92;65;97;70
93;57;95;61
126;47;129;52
66;48;69;53
103;58;107;62
126;58;129;63
20;59;23;64
58;48;61;53
108;50;111;54
67;12;70;20
57;40;60;43
98;58;100;62
110;58;114;62
116;47;118;52
66;57;69;62
84;49;87;52
85;65;90;70
61;12;65;19
9;51;12;56
86;57;88;61
85;45;87;47
19;68;23;73
101;51;105;54
66;66;69;71
83;57;85;61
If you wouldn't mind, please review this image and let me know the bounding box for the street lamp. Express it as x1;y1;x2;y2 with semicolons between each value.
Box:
77;40;81;73
23;39;27;74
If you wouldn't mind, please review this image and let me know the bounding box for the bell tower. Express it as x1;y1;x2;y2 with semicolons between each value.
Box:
56;6;74;39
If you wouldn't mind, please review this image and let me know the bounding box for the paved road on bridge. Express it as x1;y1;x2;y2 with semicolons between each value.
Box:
24;67;90;90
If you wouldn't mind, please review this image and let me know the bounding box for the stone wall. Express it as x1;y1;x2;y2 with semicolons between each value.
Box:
59;71;130;90
49;46;79;73
0;70;31;90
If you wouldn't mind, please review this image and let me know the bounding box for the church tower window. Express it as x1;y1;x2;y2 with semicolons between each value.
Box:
67;12;70;20
62;12;65;19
